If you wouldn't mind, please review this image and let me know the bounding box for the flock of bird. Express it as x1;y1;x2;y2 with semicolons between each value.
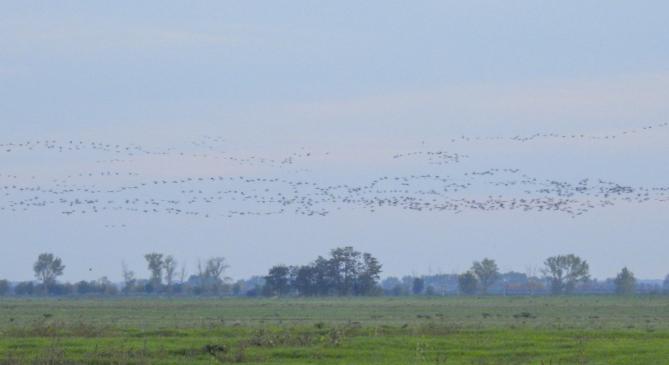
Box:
0;137;326;168
441;122;669;144
1;123;667;226
392;151;468;165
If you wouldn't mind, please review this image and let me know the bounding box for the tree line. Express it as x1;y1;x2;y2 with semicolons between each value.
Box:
0;249;665;297
263;246;382;296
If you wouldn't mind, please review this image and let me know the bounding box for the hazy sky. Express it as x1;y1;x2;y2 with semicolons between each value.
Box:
2;1;669;282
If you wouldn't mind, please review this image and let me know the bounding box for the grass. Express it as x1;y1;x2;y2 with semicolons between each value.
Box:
0;296;668;364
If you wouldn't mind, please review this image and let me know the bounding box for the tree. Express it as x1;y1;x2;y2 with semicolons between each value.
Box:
355;253;382;296
614;267;636;295
14;281;35;295
179;264;188;284
259;246;383;298
98;276;118;295
204;257;228;281
264;265;292;296
33;253;65;294
232;280;243;296
458;271;479;295
195;259;207;293
412;277;425;295
0;279;9;296
525;265;544;295
312;256;333;296
121;262;136;294
75;280;94;295
144;253;164;289
163;255;178;293
664;274;669;294
329;246;361;296
472;258;499;294
543;254;590;294
197;257;229;294
294;265;319;296
392;284;404;296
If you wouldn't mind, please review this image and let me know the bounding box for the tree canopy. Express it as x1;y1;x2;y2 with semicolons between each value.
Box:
614;267;636;295
472;258;500;294
33;253;65;293
263;246;382;297
543;254;590;294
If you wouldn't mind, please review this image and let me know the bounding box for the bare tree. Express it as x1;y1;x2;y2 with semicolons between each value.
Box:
121;261;136;294
196;259;206;291
202;257;229;294
179;263;187;284
33;253;65;294
525;265;543;295
205;257;229;281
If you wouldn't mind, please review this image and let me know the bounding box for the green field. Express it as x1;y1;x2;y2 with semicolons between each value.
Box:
1;296;668;364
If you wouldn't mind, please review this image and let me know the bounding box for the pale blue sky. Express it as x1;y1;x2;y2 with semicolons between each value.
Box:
1;1;668;281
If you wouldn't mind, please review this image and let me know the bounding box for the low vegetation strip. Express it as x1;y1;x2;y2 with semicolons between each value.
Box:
0;297;668;364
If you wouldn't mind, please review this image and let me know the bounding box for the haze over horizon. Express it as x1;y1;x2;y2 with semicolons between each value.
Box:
2;1;669;282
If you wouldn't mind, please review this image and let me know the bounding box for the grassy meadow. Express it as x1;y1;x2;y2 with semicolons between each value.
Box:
0;296;668;364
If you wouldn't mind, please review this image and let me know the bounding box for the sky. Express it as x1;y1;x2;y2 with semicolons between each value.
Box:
1;1;669;282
